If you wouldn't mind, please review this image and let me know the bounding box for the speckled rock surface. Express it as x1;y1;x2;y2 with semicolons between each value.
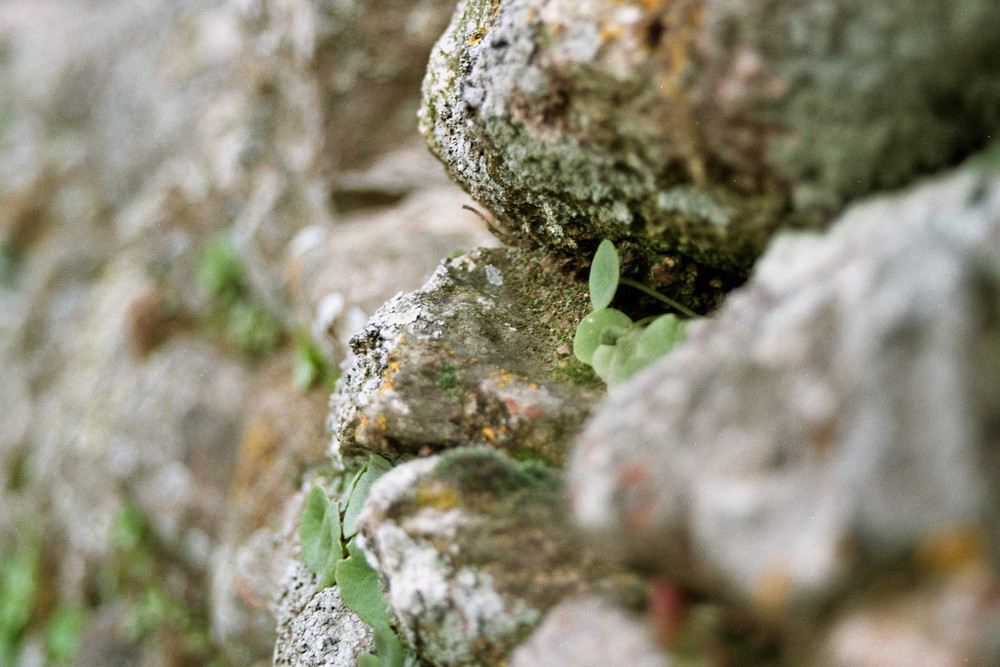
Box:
568;157;1000;653
509;595;670;667
420;0;1000;272
329;246;602;466
356;449;598;666
272;561;375;667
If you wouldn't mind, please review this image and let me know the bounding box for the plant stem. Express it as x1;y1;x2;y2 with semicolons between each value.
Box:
619;278;698;318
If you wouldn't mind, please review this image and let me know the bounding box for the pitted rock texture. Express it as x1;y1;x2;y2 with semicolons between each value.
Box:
272;561;375;666
328;246;602;466
356;449;598;666
420;0;1000;272
568;157;1000;636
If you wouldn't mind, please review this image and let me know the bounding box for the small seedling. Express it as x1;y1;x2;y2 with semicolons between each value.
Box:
574;240;695;386
300;455;416;665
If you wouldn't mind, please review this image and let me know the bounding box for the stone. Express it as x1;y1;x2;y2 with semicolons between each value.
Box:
272;561;376;667
356;448;598;666
285;151;498;364
329;245;602;467
420;0;1000;272
568;155;1000;642
509;595;671;667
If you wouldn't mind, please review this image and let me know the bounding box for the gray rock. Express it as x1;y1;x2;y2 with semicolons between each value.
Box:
356;448;597;666
509;595;671;667
329;246;602;467
568;157;1000;628
272;561;375;667
286;166;498;365
420;0;1000;271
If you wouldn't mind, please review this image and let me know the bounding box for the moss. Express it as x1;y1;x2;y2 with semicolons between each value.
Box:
435;447;550;493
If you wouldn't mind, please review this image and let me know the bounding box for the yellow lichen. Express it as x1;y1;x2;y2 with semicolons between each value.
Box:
416;481;459;510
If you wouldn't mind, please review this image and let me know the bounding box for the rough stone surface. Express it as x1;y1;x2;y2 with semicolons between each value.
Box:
509;595;671;667
568;157;1000;640
272;561;375;667
420;0;1000;271
356;449;597;666
286;148;498;364
329;245;602;466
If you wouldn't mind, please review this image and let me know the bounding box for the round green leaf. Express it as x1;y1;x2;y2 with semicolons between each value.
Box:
589;240;620;310
606;333;641;386
336;540;392;628
590;344;616;382
637;314;688;358
300;486;332;574
573;308;632;364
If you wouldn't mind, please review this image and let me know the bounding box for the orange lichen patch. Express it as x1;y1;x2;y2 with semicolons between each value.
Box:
752;568;793;617
489;370;519;389
914;526;988;578
378;359;402;394
416;481;459;510
482;427;497;441
467;25;486;45
357;411;389;443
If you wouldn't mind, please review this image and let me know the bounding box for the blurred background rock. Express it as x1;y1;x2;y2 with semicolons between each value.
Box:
0;0;493;664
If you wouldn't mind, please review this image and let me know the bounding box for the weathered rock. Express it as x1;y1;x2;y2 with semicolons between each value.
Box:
509;595;670;667
356;448;597;666
285;153;498;363
272;561;376;667
329;245;602;466
420;0;1000;272
568;156;1000;645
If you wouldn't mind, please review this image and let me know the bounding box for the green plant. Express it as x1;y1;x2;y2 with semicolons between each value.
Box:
300;455;416;665
106;502;220;664
293;333;340;392
197;234;284;357
0;531;40;665
573;240;695;386
44;604;86;664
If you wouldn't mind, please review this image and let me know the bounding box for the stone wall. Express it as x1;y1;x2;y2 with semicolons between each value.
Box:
2;0;1000;666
